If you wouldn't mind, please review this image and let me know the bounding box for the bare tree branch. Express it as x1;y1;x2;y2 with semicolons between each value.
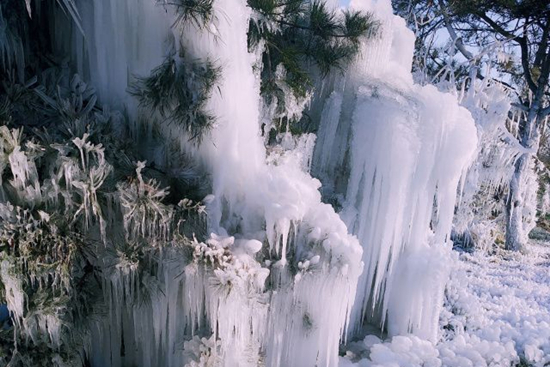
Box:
438;0;474;61
475;11;539;94
512;102;529;112
534;20;550;68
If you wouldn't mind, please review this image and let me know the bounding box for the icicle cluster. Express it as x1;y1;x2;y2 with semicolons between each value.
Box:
313;0;478;342
172;1;364;365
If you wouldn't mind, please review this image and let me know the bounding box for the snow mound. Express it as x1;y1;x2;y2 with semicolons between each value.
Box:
341;241;550;367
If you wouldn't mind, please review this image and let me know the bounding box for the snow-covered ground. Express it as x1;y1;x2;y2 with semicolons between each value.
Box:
341;240;550;367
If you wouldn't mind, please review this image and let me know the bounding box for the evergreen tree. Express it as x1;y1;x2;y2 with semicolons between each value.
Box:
129;53;221;143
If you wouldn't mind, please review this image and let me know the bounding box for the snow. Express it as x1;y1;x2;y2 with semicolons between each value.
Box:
341;241;550;367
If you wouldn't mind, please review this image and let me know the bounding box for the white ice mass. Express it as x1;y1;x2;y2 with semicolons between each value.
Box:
314;0;477;343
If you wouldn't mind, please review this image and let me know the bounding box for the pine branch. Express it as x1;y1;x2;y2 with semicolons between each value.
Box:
164;0;214;29
248;0;379;115
129;55;221;143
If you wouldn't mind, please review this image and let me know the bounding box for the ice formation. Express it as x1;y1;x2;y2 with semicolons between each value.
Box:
179;3;363;366
59;0;362;366
312;0;478;342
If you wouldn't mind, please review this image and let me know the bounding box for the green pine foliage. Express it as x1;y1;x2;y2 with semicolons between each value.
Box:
130;52;221;143
169;0;215;29
129;0;223;144
248;0;379;116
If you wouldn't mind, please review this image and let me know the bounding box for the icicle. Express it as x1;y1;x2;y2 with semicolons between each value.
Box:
313;0;478;343
177;0;363;365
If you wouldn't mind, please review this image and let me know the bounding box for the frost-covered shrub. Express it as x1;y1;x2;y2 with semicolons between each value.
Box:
0;68;210;366
0;91;108;364
453;84;517;252
183;335;222;367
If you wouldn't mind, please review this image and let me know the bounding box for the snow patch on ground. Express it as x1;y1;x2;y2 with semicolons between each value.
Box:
341;241;550;367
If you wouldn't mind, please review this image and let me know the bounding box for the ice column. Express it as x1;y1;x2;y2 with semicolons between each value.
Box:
313;0;478;342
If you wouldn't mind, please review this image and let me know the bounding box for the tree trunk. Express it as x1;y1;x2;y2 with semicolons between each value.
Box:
505;152;531;251
505;108;541;251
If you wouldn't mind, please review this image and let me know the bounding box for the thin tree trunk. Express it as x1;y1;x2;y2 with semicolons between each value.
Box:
505;108;541;251
505;152;531;251
505;30;550;250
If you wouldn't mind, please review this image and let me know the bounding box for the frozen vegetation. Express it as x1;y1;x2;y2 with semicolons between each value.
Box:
0;0;549;366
